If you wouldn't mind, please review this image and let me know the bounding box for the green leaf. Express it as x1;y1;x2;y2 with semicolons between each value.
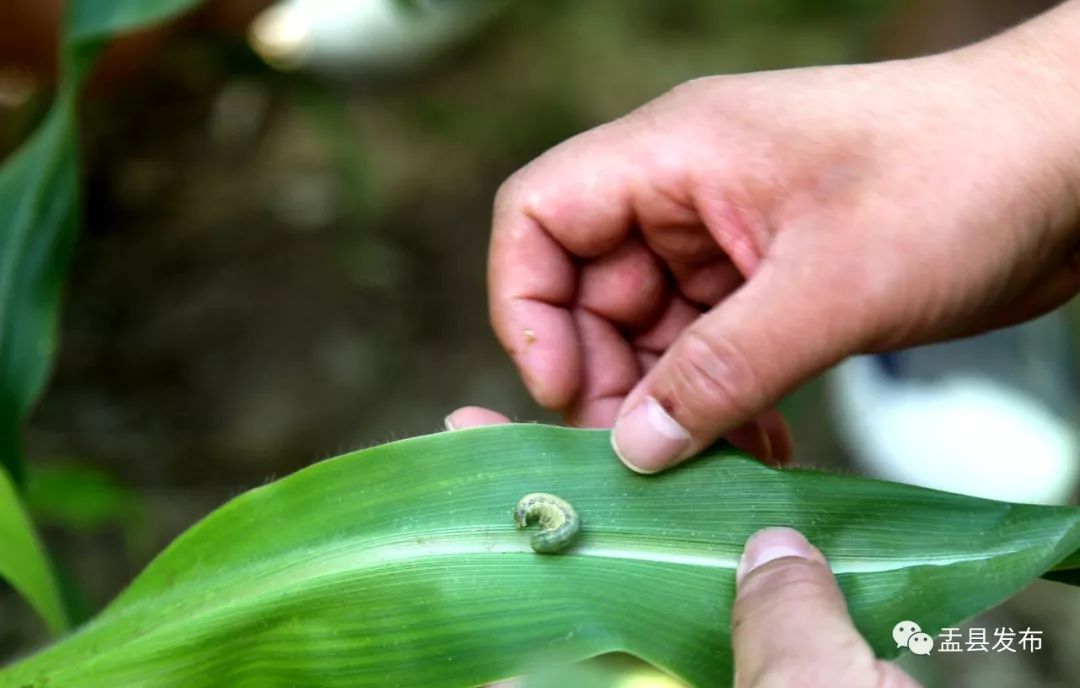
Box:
0;456;69;635
2;425;1078;687
0;2;87;640
1044;547;1080;585
26;464;141;531
0;0;208;635
0;0;203;486
66;0;205;43
0;0;206;490
0;93;79;487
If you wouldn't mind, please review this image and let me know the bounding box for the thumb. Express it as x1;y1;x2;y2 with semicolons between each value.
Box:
612;262;858;472
732;528;917;688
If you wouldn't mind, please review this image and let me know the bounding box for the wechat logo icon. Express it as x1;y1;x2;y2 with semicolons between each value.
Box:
893;620;934;656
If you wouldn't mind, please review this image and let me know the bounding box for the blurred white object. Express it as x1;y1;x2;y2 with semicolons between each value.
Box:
829;314;1080;505
249;0;506;75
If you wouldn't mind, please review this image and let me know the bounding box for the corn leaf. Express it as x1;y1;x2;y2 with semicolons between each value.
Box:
0;94;79;487
2;425;1078;687
67;0;204;42
0;95;79;636
0;456;68;635
0;0;203;489
0;0;204;634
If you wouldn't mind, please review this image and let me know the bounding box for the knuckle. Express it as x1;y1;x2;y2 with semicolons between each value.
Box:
493;174;523;213
660;76;712;104
664;330;760;426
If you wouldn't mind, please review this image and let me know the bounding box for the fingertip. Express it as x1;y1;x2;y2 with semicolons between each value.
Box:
731;527;874;686
444;407;513;430
736;527;822;586
611;396;692;473
498;304;582;410
488;208;581;410
610;430;661;475
631;264;851;472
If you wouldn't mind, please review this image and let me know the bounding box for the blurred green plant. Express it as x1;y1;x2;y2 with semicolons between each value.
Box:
1;425;1079;687
26;463;150;625
0;0;204;638
0;464;67;635
25;464;142;532
0;83;78;490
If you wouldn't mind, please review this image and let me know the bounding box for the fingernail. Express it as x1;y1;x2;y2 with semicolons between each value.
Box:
736;527;813;585
443;415;457;431
611;396;692;473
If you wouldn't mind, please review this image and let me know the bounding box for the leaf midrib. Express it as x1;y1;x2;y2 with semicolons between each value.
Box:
58;527;1038;657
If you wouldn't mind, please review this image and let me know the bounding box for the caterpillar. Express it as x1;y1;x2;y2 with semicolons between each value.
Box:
513;492;581;554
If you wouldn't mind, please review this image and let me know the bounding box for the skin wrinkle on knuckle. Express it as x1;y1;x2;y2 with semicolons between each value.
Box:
665;329;759;427
498;167;570;243
657;77;715;113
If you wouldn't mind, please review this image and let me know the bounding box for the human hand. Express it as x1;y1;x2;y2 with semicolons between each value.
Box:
444;410;918;687
488;3;1080;473
732;527;918;688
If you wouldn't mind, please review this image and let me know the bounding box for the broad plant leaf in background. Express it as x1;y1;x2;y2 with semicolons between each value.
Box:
0;0;203;636
0;0;203;487
66;0;201;42
26;464;142;532
0;461;68;636
0;92;79;488
2;426;1078;688
0;92;79;636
